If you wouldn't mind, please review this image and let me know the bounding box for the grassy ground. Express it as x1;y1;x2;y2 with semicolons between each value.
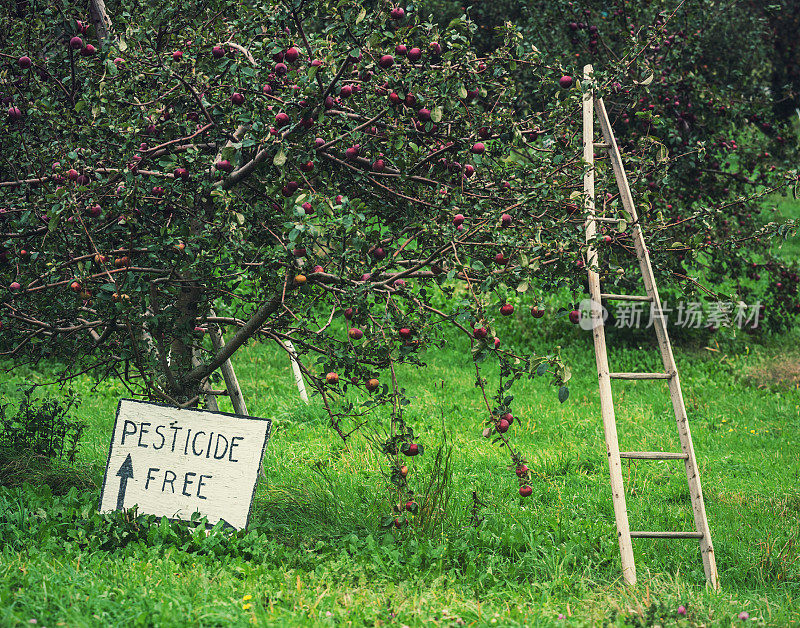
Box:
0;322;799;626
767;194;800;261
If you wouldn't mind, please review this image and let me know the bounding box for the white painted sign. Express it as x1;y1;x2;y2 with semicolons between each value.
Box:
99;399;272;530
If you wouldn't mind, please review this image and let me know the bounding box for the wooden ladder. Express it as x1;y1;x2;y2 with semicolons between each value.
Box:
581;64;719;590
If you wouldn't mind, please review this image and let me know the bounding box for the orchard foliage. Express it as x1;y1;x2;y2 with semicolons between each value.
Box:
0;0;794;504
427;0;800;331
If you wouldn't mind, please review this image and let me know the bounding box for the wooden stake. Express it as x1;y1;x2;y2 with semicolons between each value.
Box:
208;318;248;417
283;339;309;404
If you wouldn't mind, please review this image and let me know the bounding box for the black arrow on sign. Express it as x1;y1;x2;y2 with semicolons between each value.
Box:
116;454;134;510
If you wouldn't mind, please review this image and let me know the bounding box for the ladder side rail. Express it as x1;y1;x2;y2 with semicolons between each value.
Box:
583;65;637;586
594;97;719;590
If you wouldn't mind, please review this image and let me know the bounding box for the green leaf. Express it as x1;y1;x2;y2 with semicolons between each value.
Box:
356;7;366;23
458;86;468;99
273;147;287;167
431;107;443;123
558;386;569;403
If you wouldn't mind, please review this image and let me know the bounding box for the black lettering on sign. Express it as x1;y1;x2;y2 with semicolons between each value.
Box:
138;422;151;448
153;424;166;450
169;423;182;452
205;432;214;459
121;420;137;445
182;472;196;497
162;470;176;493
229;436;243;462
192;431;206;456
213;434;228;459
197;474;212;499
145;467;160;489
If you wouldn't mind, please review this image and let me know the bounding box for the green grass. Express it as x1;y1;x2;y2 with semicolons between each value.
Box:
1;326;799;626
766;194;800;261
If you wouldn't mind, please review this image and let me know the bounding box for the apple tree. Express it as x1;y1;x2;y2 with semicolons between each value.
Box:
1;0;795;512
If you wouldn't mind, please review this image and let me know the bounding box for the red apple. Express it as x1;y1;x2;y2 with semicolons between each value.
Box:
519;485;533;497
501;412;514;425
390;6;405;19
569;310;581;324
366;378;380;392
69;36;84;50
349;328;364;340
452;214;465;227
7;106;22;121
404;443;420;456
18;56;32;69
326;372;339;385
379;55;394;69
500;303;514;316
215;159;233;172
497;419;510;433
471;142;485;155
418;108;431;122
344;307;355;320
515;464;528;477
81;44;96;56
395;44;407;56
473;327;488;339
230;92;245;105
9;282;21;292
407;47;422;62
530;307;545;318
275;112;291;128
212;45;225;58
172;50;183;61
370;246;387;260
429;41;442;55
285;47;299;63
559;75;573;88
399;327;412;340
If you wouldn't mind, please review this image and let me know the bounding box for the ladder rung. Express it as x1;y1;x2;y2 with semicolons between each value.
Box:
594;142;612;150
620;451;689;460
609;372;674;380
592;216;622;224
630;531;704;539
600;293;653;302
